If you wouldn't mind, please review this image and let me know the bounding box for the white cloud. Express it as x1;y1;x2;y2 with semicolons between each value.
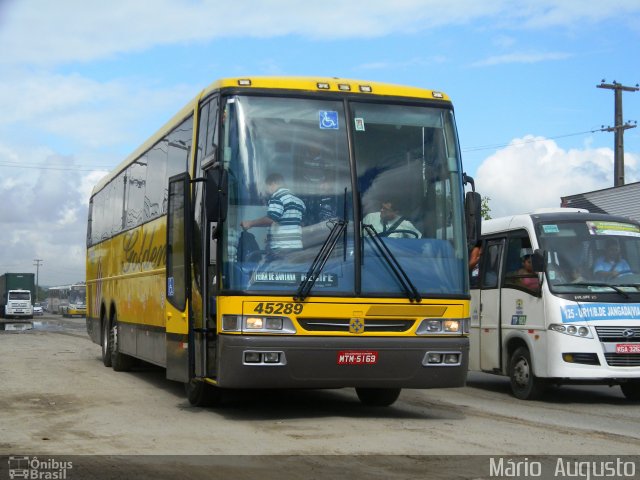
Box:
1;0;638;67
0;71;195;149
0;143;107;285
471;51;571;67
475;135;640;218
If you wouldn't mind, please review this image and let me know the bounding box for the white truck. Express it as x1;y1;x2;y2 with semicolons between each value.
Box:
0;273;35;328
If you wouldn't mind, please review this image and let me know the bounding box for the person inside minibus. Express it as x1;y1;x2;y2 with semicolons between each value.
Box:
593;238;633;279
515;249;540;290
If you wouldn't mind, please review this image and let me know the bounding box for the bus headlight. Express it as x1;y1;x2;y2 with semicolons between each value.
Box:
416;318;468;335
549;324;593;338
245;317;264;329
221;315;296;334
443;320;460;333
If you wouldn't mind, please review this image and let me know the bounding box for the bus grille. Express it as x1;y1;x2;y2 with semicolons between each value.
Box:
595;326;640;343
604;354;640;367
298;318;414;333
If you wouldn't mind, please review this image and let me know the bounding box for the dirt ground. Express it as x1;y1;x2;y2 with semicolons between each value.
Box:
1;318;639;479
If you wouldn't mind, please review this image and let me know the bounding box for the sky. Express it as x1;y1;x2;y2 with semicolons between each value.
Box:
0;0;639;286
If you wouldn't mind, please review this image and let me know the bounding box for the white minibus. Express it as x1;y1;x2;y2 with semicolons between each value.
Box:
470;209;640;400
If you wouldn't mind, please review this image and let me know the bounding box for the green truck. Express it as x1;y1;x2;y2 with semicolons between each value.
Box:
0;273;35;325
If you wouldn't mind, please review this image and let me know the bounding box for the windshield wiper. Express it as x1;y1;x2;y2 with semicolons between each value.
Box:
553;282;630;299
362;224;421;303
295;219;347;302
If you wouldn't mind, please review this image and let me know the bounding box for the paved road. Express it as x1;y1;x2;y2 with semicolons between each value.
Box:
1;315;639;479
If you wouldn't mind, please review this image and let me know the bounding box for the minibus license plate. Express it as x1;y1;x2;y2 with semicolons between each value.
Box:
337;351;378;365
616;344;640;354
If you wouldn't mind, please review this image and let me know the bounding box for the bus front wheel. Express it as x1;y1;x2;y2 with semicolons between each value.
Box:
509;347;545;400
620;381;640;401
355;387;401;406
109;314;134;372
185;379;223;407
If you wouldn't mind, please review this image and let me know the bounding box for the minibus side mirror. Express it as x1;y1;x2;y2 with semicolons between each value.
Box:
205;166;228;223
532;249;545;273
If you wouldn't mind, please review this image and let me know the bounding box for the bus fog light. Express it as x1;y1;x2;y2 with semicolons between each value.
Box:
245;317;264;329
444;353;459;364
427;352;442;364
563;353;574;363
244;352;261;363
263;352;280;363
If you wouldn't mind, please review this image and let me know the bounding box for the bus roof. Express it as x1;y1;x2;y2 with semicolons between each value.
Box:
91;76;452;197
202;76;451;101
482;209;640;235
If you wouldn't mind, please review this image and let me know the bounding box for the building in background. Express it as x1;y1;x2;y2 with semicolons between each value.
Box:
561;181;640;222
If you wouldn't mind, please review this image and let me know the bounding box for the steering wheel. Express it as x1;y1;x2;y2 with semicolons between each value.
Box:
380;229;420;238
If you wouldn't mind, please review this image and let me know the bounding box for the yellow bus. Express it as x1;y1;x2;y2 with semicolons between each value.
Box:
86;76;481;407
48;283;86;317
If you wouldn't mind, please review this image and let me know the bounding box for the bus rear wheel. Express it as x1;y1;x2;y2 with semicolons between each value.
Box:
355;387;401;407
509;347;545;400
101;319;112;367
620;381;640;401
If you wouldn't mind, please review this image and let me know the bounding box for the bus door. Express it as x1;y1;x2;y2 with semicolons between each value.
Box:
475;238;505;372
165;173;192;382
500;232;545;368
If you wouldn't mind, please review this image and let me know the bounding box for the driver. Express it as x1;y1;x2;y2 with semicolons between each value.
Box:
363;199;421;238
593;238;633;279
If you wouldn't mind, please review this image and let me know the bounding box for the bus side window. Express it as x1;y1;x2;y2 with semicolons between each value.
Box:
504;231;539;293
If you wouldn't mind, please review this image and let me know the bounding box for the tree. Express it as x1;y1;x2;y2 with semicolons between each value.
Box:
481;196;492;220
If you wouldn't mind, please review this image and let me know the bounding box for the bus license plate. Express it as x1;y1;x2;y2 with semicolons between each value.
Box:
337;351;378;365
616;344;640;354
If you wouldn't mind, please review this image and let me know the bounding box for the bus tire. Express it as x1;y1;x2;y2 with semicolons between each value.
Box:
110;315;134;372
620;381;640;401
509;346;545;400
355;387;401;406
185;379;223;407
101;319;112;368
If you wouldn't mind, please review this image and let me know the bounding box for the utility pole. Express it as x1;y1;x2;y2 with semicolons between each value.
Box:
597;80;639;187
33;259;43;302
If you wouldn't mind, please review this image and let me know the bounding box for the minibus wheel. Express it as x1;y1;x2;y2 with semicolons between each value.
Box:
620;381;640;401
508;347;545;400
355;387;401;406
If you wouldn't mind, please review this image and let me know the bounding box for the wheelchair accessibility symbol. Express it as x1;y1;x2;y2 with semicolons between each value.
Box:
319;110;339;129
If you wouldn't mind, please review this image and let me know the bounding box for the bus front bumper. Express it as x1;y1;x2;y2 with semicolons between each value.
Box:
215;334;469;389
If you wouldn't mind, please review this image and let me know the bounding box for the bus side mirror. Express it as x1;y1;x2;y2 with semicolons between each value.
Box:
465;191;482;248
205;167;228;223
532;249;545;273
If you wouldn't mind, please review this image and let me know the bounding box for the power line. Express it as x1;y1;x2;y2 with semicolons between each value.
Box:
461;128;604;153
0;162;112;172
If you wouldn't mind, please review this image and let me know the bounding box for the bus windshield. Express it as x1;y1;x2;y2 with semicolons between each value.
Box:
221;95;466;297
69;286;86;305
537;219;640;295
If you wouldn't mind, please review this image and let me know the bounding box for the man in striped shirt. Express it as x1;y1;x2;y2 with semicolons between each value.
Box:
240;173;306;255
